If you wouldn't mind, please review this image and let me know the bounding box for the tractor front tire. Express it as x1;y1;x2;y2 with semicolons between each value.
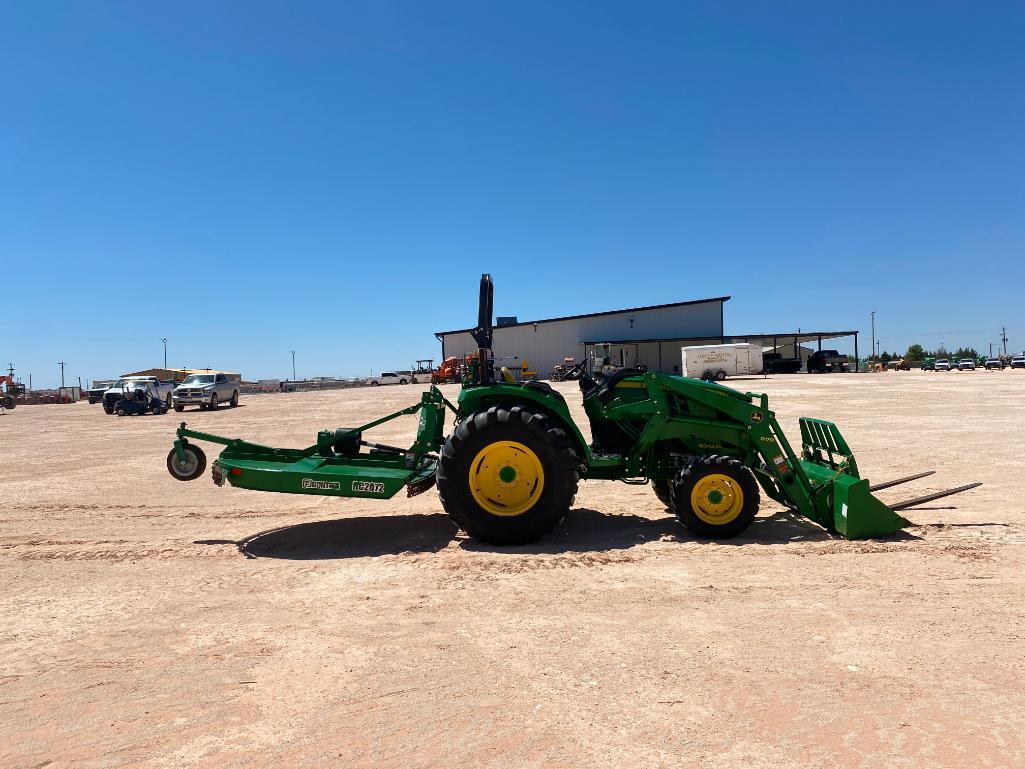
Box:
652;479;672;509
438;406;579;545
671;456;759;539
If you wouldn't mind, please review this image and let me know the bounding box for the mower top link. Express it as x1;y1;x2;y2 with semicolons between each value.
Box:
167;275;979;545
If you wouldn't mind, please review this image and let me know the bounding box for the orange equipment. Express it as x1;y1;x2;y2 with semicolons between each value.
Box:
431;357;462;384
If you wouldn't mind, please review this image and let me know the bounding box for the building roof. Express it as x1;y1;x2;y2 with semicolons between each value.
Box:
121;367;241;380
435;295;732;338
581;331;858;345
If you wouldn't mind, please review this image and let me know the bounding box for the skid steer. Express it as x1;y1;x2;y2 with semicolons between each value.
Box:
166;275;979;544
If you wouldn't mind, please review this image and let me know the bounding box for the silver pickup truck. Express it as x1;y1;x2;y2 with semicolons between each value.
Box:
172;373;240;411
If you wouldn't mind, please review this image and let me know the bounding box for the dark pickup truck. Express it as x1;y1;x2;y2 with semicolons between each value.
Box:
762;353;803;374
807;349;849;373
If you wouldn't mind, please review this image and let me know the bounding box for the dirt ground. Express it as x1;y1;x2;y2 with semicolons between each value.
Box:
2;371;1024;769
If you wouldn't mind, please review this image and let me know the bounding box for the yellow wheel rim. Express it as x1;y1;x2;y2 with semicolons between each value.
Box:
690;473;744;525
469;440;545;517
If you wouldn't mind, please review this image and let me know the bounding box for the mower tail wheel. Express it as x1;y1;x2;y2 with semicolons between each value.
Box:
166;444;207;481
670;455;759;539
437;405;579;544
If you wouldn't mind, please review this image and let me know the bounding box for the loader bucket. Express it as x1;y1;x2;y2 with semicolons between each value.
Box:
798;418;911;538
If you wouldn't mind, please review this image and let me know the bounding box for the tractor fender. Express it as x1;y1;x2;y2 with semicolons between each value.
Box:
454;384;591;463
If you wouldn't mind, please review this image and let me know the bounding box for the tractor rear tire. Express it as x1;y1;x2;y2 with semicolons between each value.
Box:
652;479;672;508
670;456;759;539
437;406;579;545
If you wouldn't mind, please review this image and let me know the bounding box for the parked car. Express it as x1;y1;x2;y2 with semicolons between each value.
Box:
367;372;409;386
102;377;175;414
958;358;976;371
1011;356;1025;370
984;358;1005;370
172;373;240;411
807;350;849;373
934;359;952;371
922;357;937;371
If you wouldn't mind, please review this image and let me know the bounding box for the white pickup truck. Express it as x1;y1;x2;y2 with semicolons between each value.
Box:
366;371;410;386
102;377;175;414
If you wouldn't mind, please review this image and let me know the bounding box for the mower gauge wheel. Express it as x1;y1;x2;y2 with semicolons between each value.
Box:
166;444;207;481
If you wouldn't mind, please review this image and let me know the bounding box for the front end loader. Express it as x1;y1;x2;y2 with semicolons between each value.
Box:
166;275;979;544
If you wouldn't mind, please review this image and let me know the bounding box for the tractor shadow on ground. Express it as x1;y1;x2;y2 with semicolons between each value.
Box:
227;513;459;560
458;506;844;554
204;504;919;561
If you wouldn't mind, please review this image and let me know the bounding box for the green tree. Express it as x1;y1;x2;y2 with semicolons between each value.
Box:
881;351;892;364
906;344;925;361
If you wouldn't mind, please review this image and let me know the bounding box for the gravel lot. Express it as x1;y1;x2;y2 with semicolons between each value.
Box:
3;371;1024;768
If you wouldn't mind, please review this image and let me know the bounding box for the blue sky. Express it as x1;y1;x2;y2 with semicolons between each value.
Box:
3;2;1023;387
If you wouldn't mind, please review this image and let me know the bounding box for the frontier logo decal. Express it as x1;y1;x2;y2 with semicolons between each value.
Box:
352;481;386;494
302;478;341;491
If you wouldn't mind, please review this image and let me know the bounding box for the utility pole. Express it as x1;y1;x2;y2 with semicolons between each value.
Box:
291;350;296;381
161;338;168;369
870;311;876;361
1001;327;1008;356
58;361;66;389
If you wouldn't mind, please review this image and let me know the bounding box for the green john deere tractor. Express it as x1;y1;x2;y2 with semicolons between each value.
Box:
166;275;979;544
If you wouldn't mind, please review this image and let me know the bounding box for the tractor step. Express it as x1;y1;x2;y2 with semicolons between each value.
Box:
888;482;983;512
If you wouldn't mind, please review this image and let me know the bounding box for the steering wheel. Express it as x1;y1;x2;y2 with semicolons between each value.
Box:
561;359;588;381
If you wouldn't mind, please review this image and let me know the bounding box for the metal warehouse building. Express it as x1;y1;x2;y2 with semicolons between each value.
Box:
435;296;860;377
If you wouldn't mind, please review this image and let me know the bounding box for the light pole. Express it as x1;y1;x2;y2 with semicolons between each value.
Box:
870;310;876;361
58;361;66;389
291;350;296;381
160;338;167;369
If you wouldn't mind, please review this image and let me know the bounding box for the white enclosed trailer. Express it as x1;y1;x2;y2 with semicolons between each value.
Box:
681;343;763;381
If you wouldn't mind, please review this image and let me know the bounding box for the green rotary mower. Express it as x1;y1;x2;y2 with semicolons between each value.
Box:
166;275;979;544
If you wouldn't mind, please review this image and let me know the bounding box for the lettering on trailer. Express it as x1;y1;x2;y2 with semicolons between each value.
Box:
352;480;386;494
700;352;730;363
301;478;341;491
